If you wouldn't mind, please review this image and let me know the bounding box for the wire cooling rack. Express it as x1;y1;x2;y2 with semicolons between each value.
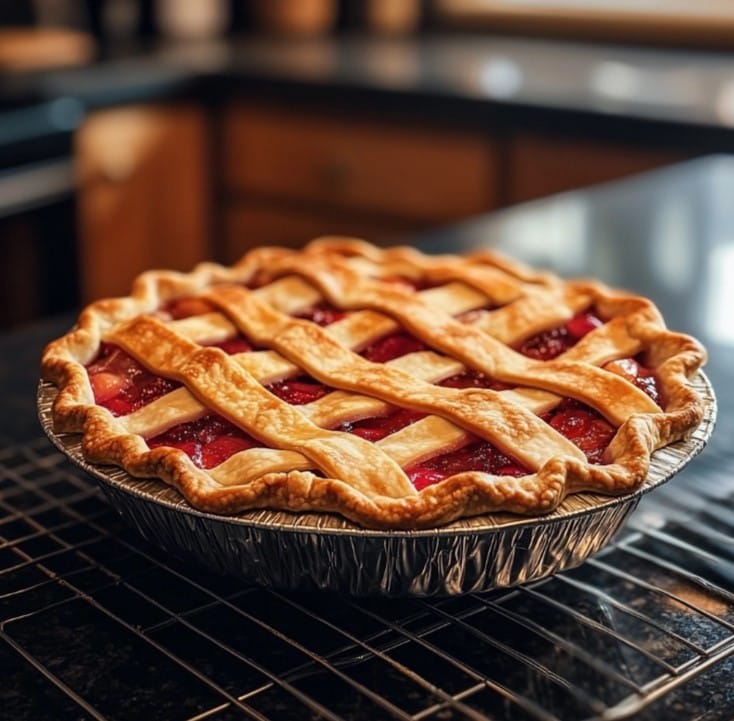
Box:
2;432;734;721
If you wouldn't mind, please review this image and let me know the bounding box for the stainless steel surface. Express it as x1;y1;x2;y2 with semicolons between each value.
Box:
36;373;716;597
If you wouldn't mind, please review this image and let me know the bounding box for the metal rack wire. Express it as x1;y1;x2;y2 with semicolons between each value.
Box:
2;434;734;721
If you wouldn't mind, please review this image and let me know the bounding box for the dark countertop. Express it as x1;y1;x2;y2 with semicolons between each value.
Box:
6;32;734;159
1;157;733;719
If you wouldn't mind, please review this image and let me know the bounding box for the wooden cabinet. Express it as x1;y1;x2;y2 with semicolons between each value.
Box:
507;133;688;203
220;102;690;262
73;99;692;301
76;104;211;302
221;102;500;260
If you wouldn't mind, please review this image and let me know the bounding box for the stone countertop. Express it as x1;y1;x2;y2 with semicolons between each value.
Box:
2;157;733;720
5;33;734;152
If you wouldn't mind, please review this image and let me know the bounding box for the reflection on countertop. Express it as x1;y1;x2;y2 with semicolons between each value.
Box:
6;32;734;139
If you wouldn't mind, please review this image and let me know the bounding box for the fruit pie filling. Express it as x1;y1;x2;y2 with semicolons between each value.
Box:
86;300;661;491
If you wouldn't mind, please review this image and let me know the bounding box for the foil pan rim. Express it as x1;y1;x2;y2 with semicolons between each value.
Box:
37;372;717;538
36;373;717;595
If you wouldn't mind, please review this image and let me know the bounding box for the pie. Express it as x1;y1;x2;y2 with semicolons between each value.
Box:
41;238;707;529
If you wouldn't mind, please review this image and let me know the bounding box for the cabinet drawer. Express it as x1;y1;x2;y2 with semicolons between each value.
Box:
508;133;687;203
223;103;498;222
224;203;423;264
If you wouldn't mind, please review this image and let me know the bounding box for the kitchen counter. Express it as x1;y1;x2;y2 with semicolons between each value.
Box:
6;31;734;322
2;157;733;720
5;32;734;153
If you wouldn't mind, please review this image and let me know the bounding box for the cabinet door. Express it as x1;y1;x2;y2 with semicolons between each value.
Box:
223;103;499;222
76;105;210;302
508;133;687;203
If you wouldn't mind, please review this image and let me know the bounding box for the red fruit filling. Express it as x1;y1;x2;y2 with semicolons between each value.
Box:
565;312;604;340
406;438;528;491
266;376;330;405
405;398;618;490
295;303;345;327
209;336;253;355
147;414;258;469
336;408;426;442
604;356;661;406
439;369;511;392
517;311;661;397
87;344;179;417
543;400;615;464
361;332;428;363
87;303;663;487
519;311;603;360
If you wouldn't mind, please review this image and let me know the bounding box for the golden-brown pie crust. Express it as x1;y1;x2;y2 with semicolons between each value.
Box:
41;238;707;529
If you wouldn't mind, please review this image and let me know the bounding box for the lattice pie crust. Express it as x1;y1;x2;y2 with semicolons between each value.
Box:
41;238;706;529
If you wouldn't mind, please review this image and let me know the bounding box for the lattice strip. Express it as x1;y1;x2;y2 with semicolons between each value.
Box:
278;259;660;425
119;284;647;441
42;237;706;528
211;415;472;486
207;285;585;469
109;316;415;498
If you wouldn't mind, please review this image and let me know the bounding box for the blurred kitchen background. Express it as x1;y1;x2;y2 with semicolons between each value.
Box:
3;0;734;330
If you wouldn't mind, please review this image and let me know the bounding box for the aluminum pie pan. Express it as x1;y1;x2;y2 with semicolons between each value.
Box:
38;373;716;596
